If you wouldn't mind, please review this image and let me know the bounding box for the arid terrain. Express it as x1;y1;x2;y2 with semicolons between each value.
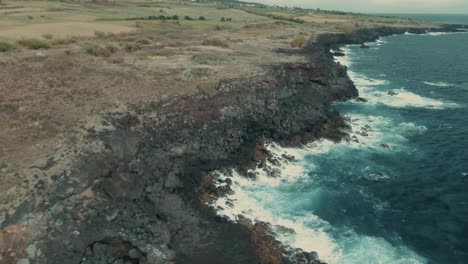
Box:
0;0;435;189
0;1;443;263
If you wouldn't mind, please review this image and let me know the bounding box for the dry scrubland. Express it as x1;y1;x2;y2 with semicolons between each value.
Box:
0;0;436;192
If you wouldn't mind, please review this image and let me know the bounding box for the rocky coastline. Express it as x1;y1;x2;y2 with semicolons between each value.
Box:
0;25;465;264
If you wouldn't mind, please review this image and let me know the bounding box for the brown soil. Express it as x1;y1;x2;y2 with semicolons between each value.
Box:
0;22;307;194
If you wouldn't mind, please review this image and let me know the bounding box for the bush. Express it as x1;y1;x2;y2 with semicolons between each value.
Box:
18;39;50;50
124;43;141;52
136;38;151;45
94;31;106;38
82;42;110;57
290;36;306;48
51;37;78;45
104;43;119;53
0;41;16;52
128;15;179;21
202;39;229;48
42;34;53;39
199;16;206;21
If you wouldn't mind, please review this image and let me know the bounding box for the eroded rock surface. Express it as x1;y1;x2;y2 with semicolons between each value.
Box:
2;25;463;264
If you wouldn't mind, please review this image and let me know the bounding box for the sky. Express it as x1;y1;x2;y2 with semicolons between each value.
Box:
249;0;468;14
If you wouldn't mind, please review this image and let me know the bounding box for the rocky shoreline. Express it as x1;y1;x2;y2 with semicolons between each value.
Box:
0;25;465;264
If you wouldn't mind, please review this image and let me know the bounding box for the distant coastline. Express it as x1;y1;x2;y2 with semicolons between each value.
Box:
372;13;468;25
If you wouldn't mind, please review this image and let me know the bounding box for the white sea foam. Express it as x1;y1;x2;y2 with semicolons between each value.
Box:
210;136;427;263
426;31;467;36
423;81;454;87
405;31;467;37
345;69;456;109
334;55;351;67
348;71;389;87
366;88;456;109
210;142;343;261
348;71;457;109
209;112;429;262
213;182;343;262
332;37;459;109
333;47;353;67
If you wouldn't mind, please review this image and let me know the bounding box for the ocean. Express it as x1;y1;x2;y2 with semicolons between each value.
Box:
212;16;468;264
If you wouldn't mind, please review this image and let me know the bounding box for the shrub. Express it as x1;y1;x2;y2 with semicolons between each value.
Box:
94;31;106;38
124;43;141;52
337;25;355;34
0;41;16;52
104;43;119;53
51;37;78;45
290;36;306;48
18;39;50;50
202;39;229;48
199;16;206;21
136;38;151;45
82;42;110;57
42;34;53;39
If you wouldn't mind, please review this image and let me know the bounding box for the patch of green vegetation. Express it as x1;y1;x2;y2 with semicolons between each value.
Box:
126;15;179;21
314;9;351;15
42;34;54;40
0;41;16;52
82;42;111;57
179;66;211;81
94;31;106;38
136;38;151;45
202;39;229;48
18;39;50;50
51;37;79;45
124;43;141;52
237;6;304;24
104;43;120;53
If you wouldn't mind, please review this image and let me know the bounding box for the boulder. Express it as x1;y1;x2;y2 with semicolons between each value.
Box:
360;43;370;49
356;97;368;102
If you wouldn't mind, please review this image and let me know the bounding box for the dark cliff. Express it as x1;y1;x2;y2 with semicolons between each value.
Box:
1;25;464;264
